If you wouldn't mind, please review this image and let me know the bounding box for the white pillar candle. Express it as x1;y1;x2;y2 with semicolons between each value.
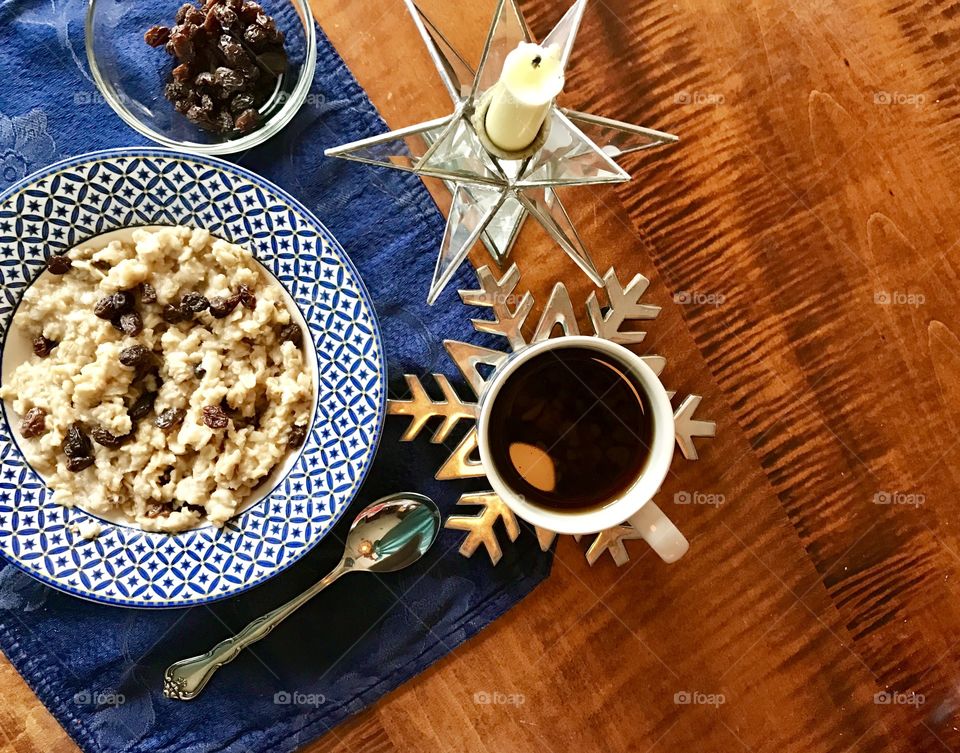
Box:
484;41;564;153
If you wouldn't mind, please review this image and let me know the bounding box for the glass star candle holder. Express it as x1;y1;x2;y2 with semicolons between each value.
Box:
325;0;678;304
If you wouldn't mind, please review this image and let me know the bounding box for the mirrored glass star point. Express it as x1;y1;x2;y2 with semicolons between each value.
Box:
325;0;677;303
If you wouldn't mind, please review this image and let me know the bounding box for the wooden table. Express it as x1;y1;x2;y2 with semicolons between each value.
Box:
4;1;958;751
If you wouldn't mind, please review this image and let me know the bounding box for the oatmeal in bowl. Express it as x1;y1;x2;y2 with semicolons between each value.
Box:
0;225;315;533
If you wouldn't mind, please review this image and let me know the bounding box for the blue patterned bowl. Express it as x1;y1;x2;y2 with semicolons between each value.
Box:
0;148;386;608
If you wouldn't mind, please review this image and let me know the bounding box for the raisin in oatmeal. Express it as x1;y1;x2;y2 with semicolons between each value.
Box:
0;226;314;532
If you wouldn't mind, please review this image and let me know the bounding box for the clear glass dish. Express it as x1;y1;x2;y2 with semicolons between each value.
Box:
86;0;316;154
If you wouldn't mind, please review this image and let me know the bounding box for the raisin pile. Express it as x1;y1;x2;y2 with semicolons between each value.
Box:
144;0;288;136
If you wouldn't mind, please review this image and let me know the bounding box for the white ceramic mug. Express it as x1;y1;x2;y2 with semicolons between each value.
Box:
476;336;689;563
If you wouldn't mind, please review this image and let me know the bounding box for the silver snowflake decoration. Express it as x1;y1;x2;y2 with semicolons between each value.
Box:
387;264;717;567
325;0;678;304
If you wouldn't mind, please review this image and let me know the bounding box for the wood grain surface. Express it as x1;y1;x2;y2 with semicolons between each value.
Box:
3;1;958;751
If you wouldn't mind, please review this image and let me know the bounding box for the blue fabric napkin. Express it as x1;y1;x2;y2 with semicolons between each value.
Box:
0;1;553;751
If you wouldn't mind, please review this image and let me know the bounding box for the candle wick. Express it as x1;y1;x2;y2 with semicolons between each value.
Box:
532;55;542;69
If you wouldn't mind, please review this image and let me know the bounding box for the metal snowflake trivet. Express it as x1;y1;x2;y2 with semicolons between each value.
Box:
326;0;678;304
387;265;716;566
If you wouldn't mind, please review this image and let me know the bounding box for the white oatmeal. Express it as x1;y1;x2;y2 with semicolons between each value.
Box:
0;226;314;532
70;521;102;540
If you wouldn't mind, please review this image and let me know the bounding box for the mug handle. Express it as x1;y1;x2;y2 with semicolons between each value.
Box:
628;501;689;563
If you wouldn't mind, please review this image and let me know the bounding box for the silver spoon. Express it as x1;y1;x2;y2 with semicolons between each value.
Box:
162;492;441;701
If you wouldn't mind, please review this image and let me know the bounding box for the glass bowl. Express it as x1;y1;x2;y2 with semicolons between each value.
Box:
85;0;316;154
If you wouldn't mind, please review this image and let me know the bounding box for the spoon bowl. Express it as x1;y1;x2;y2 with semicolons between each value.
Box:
345;493;441;573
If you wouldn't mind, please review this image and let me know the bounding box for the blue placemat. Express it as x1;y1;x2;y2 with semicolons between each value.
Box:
0;1;553;751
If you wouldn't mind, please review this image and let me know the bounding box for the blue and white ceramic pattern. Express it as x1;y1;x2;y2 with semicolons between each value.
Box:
0;148;386;608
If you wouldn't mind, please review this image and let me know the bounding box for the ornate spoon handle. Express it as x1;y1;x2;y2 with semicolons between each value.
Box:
163;562;349;700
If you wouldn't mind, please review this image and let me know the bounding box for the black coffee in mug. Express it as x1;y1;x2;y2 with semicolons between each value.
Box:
485;346;654;512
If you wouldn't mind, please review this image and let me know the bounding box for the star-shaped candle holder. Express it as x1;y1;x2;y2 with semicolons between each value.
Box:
325;0;678;304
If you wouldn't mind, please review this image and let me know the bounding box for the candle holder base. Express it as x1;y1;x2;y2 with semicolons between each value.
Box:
470;85;551;162
325;0;680;304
